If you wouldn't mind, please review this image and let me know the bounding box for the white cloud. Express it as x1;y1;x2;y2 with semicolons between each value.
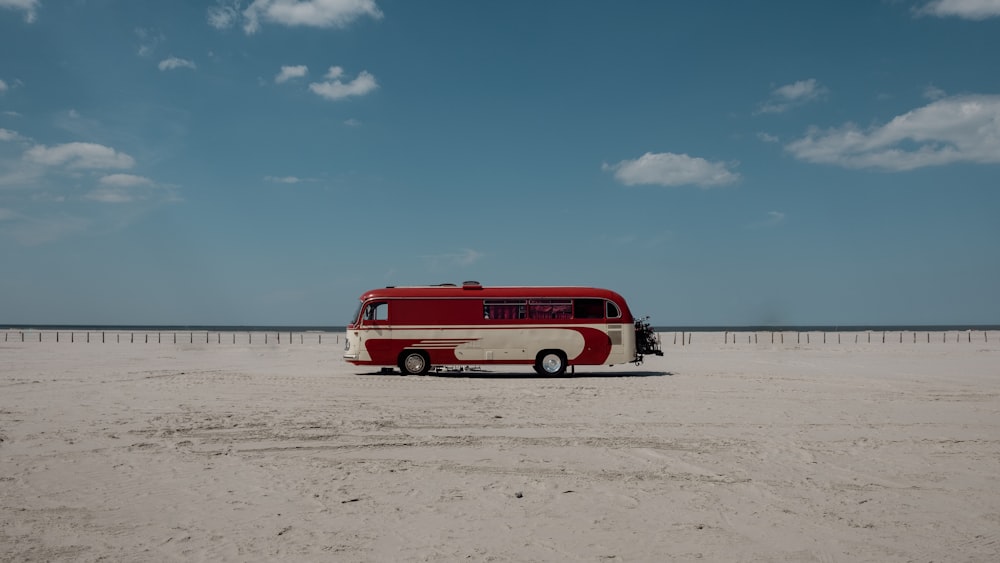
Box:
99;173;152;187
24;142;135;169
275;65;308;83
0;78;7;92
135;27;165;58
309;68;377;101
924;84;947;100
757;132;779;143
757;78;828;114
0;0;39;23
241;0;383;34
343;118;362;127
158;57;197;71
88;174;170;203
208;1;241;29
0;128;28;142
917;0;1000;19
603;152;740;188
264;175;316;184
86;188;135;203
785;94;1000;171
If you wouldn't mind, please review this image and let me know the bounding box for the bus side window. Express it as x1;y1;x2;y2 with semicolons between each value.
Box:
363;302;388;323
574;299;605;319
606;301;621;319
485;300;526;320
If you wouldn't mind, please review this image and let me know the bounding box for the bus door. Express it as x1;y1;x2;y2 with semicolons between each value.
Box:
603;299;631;363
359;300;392;363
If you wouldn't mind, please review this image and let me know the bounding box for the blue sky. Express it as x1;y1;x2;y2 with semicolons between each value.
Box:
1;0;999;326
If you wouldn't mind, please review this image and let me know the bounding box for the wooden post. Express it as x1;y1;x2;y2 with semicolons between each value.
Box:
131;333;134;343
797;332;800;344
102;332;105;343
724;331;728;344
57;332;60;343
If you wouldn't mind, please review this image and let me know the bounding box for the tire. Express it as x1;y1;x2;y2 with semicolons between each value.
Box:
535;350;567;376
399;351;430;376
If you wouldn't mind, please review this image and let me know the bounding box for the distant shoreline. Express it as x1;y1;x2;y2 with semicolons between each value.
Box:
3;324;999;333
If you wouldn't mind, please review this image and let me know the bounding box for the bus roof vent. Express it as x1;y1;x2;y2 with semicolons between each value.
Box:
462;280;483;290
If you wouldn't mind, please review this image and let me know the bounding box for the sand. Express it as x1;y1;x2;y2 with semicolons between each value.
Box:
2;330;999;562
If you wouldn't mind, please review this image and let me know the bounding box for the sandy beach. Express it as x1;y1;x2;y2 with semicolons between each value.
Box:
2;330;999;562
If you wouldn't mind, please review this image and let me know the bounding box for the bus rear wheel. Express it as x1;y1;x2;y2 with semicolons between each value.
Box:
399;351;430;376
535;350;567;377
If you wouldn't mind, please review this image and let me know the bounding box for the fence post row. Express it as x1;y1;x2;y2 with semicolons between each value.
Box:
3;330;992;346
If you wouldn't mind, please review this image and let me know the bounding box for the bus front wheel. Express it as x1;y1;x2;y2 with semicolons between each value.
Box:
399;351;430;376
535;350;567;376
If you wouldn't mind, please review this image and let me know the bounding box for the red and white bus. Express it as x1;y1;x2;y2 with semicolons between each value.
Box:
344;282;662;375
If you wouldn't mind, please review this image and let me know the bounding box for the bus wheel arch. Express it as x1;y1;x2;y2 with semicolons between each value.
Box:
398;350;430;376
535;350;568;376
